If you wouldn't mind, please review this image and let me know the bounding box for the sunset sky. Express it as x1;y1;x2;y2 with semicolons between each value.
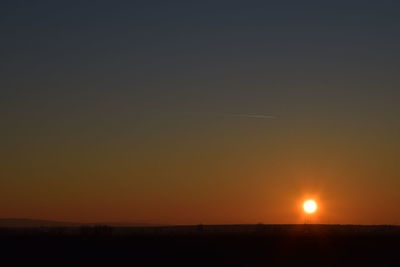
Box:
1;1;400;225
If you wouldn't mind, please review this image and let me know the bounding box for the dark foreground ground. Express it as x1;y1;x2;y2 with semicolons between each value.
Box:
1;224;400;266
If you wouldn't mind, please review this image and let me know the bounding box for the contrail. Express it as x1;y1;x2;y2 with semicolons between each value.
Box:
146;110;277;120
224;113;277;119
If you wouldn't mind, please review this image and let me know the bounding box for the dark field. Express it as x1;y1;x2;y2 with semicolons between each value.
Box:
1;225;400;266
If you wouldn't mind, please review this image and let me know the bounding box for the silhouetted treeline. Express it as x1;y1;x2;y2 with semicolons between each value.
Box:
1;224;400;237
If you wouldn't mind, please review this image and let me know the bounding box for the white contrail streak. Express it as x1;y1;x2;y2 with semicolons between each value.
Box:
225;114;277;119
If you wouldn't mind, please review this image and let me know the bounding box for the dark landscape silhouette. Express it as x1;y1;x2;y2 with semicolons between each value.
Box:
1;220;399;266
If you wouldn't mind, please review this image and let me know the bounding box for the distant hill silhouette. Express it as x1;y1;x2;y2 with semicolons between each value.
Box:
0;218;81;227
0;218;165;228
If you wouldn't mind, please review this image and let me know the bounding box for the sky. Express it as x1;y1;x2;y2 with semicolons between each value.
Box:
1;0;400;225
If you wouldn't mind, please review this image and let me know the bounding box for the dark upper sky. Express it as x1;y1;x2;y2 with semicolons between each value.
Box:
1;1;400;224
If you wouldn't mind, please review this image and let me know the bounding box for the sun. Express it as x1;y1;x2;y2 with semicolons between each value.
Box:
303;199;317;214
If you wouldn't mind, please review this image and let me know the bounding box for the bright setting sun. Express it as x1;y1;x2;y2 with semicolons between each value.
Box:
303;199;318;214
